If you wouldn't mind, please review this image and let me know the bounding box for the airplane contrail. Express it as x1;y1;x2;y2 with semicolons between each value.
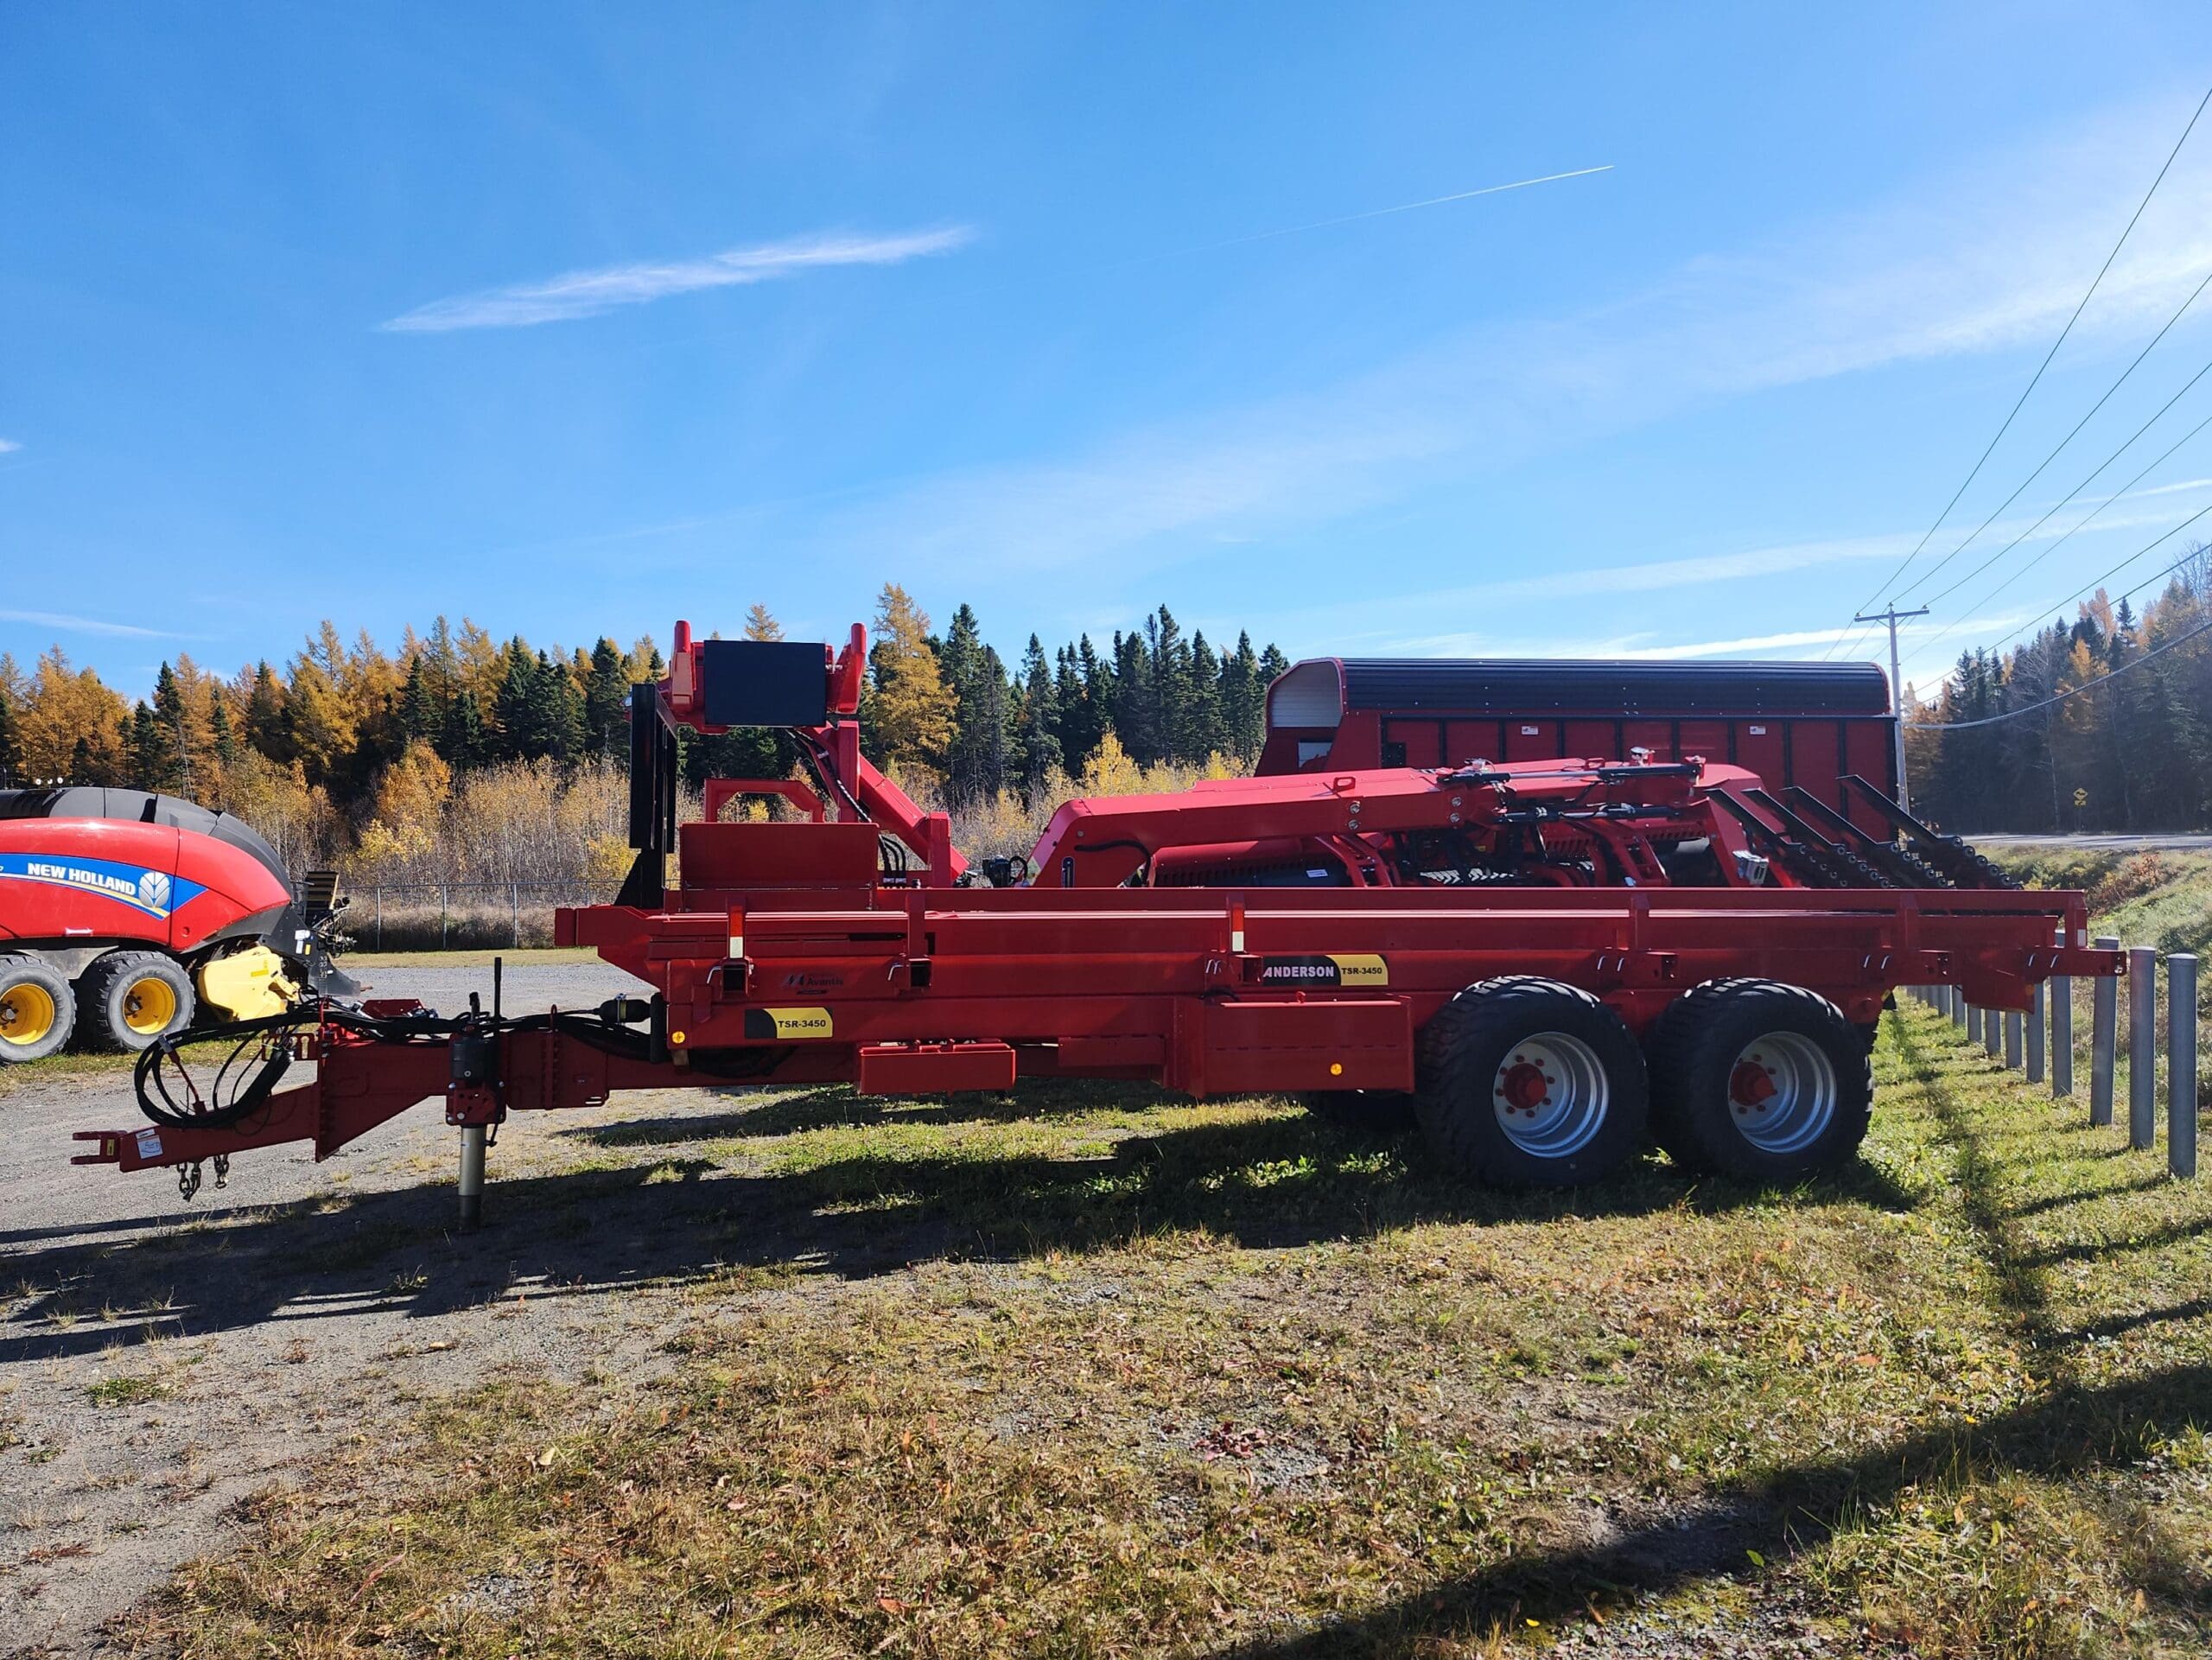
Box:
1191;164;1615;255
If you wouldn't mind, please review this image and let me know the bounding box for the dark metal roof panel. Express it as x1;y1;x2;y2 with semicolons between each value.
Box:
1327;658;1892;717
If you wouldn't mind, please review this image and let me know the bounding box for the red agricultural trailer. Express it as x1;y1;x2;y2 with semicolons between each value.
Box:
1258;654;1901;837
73;624;2115;1219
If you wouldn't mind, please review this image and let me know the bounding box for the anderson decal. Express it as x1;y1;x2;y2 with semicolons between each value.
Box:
0;854;204;920
742;1006;836;1040
1255;953;1389;988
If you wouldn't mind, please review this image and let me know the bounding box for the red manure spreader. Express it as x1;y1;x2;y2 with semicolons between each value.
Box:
74;624;2113;1216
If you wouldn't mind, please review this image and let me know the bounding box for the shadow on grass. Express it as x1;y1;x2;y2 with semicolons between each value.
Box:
2;1082;1913;1364
1214;1358;2212;1657
1217;1008;2212;1655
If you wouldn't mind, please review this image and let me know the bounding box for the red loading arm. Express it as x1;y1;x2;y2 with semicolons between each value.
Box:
659;620;967;885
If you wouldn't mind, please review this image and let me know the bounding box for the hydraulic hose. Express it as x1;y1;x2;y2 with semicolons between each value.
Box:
132;1000;660;1130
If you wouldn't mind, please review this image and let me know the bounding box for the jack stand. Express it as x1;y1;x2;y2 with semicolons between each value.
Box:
458;1123;486;1232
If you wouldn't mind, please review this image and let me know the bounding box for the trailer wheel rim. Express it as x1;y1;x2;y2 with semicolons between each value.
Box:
1491;1032;1609;1158
0;983;57;1046
123;976;179;1036
1727;1031;1837;1154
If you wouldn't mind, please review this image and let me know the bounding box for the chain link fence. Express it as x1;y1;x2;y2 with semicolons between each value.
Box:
347;881;626;951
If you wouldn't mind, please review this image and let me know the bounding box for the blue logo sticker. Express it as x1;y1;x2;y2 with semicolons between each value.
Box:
0;854;205;919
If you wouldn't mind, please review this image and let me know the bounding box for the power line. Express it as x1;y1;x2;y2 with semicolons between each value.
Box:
1927;493;2212;670
1895;264;2212;605
1918;362;2212;616
1918;610;2212;730
1826;80;2212;660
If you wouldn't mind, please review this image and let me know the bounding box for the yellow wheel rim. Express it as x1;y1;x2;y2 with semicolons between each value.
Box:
123;976;179;1036
0;983;57;1046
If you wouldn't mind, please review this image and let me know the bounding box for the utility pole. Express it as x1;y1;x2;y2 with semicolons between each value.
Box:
1853;605;1929;811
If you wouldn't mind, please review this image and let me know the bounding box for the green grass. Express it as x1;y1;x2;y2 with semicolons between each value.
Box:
85;1372;168;1409
1995;847;2212;961
132;1010;2212;1658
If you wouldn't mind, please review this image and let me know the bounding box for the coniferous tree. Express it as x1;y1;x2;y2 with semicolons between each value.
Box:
209;697;239;772
1184;632;1225;760
864;584;955;782
398;657;439;747
245;661;290;762
1219;632;1264;759
129;702;175;791
440;688;487;770
1110;629;1158;763
493;640;540;761
537;650;586;761
582;639;631;759
1014;635;1062;794
0;687;22;785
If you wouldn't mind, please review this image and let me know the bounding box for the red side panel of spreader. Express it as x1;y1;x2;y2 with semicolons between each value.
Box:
0;817;292;951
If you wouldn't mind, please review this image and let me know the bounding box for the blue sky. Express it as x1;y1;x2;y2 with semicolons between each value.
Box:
8;4;2212;700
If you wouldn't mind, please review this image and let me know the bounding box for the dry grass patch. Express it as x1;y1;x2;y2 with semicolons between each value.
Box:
131;1006;2212;1657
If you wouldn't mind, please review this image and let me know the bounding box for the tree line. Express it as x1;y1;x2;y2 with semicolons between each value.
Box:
0;586;1291;872
1906;549;2212;833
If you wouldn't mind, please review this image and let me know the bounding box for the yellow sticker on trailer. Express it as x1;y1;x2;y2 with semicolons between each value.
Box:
743;1007;835;1040
1255;954;1389;988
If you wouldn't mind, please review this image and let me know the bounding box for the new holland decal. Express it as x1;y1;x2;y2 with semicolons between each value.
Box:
743;1006;836;1040
1255;953;1389;988
0;854;204;920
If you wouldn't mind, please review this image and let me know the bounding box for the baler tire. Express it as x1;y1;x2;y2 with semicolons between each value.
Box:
1298;1089;1416;1136
1414;976;1647;1187
0;956;76;1064
79;951;195;1053
1647;978;1871;1182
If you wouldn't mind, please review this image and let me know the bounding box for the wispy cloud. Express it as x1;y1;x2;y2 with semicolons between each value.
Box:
0;608;174;639
382;226;974;332
0;439;21;455
778;91;2212;589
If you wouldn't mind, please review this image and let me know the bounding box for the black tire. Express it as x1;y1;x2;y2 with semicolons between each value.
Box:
0;955;75;1064
1647;979;1872;1181
1298;1090;1417;1135
1414;976;1648;1186
79;951;195;1053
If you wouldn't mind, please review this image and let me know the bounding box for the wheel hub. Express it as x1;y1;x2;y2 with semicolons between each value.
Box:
1729;1058;1777;1110
0;984;57;1046
1498;1058;1552;1113
1726;1031;1838;1154
1489;1032;1610;1157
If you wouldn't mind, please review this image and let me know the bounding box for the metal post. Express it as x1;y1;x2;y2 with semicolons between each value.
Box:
2130;945;2158;1151
1986;1007;2002;1060
2052;971;2074;1098
1952;985;1967;1029
2026;983;2045;1084
1967;1003;1983;1044
1856;604;1929;812
2092;937;2119;1127
458;1125;486;1231
2005;1009;2023;1071
2171;953;2198;1180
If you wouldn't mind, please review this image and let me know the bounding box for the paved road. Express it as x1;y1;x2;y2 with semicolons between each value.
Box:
1974;833;2212;851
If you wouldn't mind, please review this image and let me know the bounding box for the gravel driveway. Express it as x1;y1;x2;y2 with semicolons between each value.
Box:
0;955;720;1658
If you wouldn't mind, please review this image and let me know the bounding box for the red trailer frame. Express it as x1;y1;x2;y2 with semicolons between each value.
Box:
71;624;2117;1211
